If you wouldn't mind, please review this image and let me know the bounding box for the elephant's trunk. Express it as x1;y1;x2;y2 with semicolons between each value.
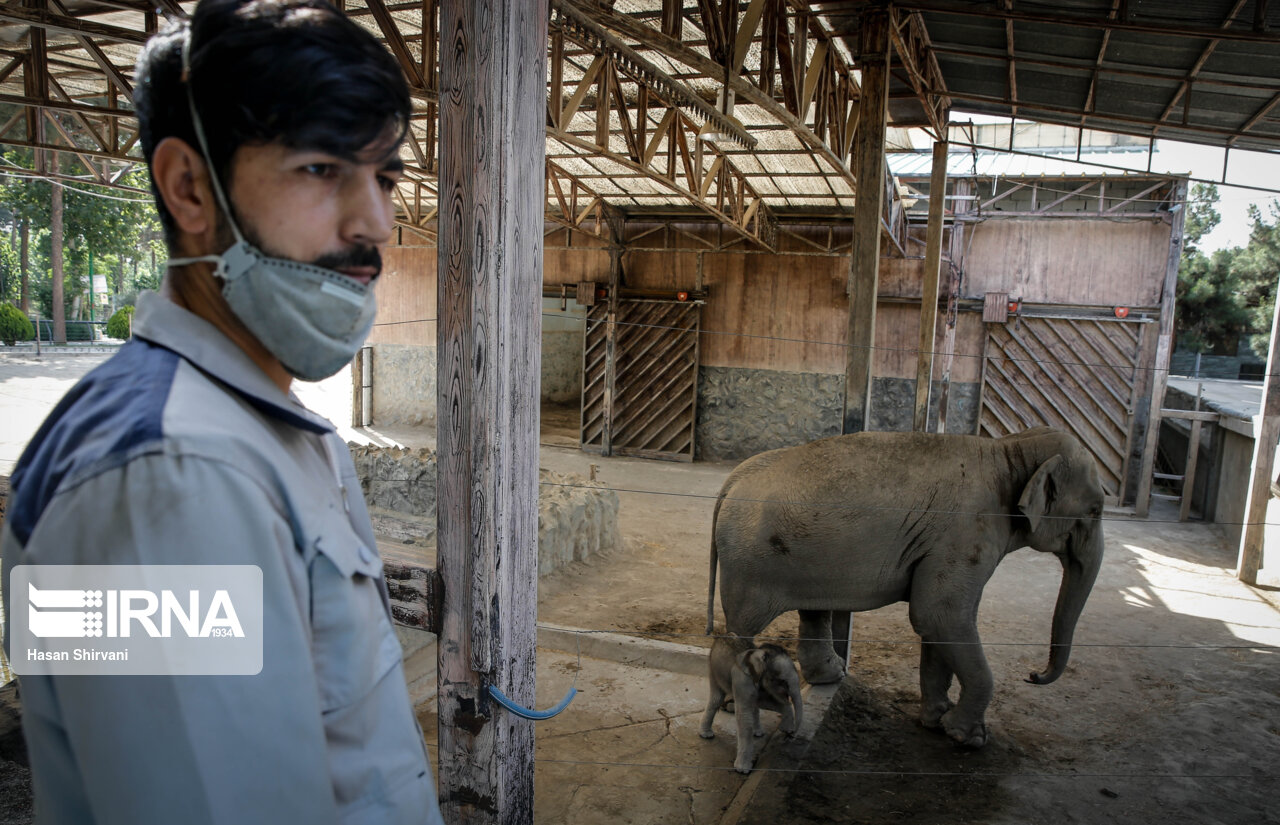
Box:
1028;525;1103;685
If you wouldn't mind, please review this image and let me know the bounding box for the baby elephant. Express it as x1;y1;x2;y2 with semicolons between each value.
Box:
699;635;804;774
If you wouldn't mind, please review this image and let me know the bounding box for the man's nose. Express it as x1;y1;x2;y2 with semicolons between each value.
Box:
341;172;395;246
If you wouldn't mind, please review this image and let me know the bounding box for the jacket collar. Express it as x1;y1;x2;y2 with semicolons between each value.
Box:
132;291;335;435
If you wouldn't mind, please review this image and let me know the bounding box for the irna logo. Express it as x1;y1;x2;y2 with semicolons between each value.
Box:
27;583;245;639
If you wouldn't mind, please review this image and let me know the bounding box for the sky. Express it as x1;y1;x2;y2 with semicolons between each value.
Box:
1156;140;1280;253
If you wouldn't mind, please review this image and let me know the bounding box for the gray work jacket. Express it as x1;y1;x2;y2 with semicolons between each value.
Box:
1;291;444;825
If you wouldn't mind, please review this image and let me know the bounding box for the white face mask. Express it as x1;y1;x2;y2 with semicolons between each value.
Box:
165;32;378;382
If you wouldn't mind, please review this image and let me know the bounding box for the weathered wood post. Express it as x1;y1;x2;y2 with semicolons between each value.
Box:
913;141;948;432
842;6;890;435
1237;276;1280;584
1135;178;1189;517
436;1;547;821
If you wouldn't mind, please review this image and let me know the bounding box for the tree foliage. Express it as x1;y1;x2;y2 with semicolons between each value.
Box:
0;148;166;328
1175;184;1280;358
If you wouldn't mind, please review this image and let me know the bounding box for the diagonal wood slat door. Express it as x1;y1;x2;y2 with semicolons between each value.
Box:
979;316;1148;501
581;299;701;461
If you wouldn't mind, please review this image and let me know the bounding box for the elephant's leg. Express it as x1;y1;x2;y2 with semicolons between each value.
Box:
699;683;726;739
798;610;846;684
909;568;993;748
917;640;955;729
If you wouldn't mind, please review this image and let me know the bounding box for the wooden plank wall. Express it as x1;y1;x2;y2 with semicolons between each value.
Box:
366;246;437;346
965;219;1168;307
379;216;1170;391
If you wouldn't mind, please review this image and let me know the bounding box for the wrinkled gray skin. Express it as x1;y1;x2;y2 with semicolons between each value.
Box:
706;427;1105;748
699;635;804;774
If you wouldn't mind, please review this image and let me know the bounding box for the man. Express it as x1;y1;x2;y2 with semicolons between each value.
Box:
0;1;445;822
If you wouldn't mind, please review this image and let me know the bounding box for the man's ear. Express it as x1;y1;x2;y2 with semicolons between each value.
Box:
151;136;219;240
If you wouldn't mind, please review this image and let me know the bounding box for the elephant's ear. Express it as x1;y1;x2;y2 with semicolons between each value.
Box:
742;649;768;681
1018;454;1064;532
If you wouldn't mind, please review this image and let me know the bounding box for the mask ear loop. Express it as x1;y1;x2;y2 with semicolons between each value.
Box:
180;30;246;248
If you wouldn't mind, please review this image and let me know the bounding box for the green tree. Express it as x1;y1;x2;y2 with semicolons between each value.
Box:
1175;183;1245;355
1233;203;1280;357
0;148;164;335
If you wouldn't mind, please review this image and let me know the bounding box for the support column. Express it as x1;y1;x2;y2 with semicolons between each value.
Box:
1135;179;1189;517
843;7;891;434
436;1;547;821
913;141;948;432
1237;277;1280;584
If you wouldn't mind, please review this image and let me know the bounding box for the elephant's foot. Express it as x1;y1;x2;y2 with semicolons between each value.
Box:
698;728;715;740
919;698;954;730
941;708;989;749
798;644;845;685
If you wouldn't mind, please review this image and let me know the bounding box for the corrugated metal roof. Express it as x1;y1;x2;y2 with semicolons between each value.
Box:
888;148;1159;179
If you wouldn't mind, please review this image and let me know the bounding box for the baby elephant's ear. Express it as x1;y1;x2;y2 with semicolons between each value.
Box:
1018;454;1064;532
742;648;769;681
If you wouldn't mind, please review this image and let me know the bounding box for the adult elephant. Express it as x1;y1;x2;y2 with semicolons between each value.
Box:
706;427;1105;747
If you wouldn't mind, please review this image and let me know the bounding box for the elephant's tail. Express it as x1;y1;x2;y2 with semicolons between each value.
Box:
707;491;727;636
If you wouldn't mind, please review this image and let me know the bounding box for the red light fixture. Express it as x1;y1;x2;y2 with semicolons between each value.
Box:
676;291;689;302
1114;306;1129;319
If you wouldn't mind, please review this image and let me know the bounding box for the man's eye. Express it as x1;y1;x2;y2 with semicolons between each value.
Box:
303;163;336;177
378;175;399;193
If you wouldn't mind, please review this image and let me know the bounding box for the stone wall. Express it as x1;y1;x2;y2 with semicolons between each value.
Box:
349;445;619;575
869;378;981;435
370;342;437;426
542;298;585;405
368;311;585;425
695;366;981;461
696;367;843;461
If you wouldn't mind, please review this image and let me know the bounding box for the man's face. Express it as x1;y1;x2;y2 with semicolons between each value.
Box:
222;137;404;285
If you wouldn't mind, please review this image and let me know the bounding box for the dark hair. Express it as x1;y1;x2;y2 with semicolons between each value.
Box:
134;0;411;248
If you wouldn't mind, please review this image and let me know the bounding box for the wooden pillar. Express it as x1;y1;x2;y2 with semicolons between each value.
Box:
842;7;890;434
1237;278;1280;584
912;141;948;432
1135;178;1189;517
435;1;547;821
936;178;971;434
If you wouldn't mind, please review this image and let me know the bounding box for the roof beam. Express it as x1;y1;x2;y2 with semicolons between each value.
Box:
1230;89;1280;146
0;5;148;44
837;0;1280;44
929;43;1280;93
946;87;1276;145
888;9;951;136
548;120;778;251
563;0;856;186
365;0;425;88
1083;0;1121;116
1154;0;1249;130
0;92;135;120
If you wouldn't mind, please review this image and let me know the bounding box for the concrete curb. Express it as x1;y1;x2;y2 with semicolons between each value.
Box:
397;623;712;706
535;622;710;677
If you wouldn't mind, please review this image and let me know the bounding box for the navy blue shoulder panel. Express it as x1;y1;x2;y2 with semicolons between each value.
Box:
8;339;179;546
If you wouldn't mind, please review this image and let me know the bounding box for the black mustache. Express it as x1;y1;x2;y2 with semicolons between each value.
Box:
313;246;382;277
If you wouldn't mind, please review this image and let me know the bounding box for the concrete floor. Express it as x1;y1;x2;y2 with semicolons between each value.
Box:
4;351;1280;824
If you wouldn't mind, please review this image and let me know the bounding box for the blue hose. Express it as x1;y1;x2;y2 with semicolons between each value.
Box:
487;685;577;720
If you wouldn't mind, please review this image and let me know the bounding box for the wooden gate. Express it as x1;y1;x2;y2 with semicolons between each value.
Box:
979;315;1149;502
581;299;701;461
